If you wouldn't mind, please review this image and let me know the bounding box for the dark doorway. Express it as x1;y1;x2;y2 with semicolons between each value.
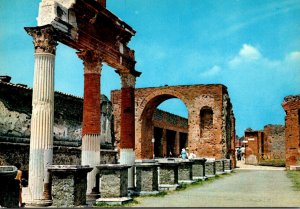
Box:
180;132;188;151
166;130;176;157
154;127;163;157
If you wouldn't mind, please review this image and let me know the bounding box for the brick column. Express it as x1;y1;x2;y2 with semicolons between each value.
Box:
77;50;102;195
25;25;57;206
119;72;136;188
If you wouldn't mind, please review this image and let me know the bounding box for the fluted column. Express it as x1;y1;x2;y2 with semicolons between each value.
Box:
77;50;102;196
119;71;136;189
25;25;57;206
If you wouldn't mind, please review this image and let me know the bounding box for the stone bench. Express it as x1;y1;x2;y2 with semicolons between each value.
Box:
47;165;93;208
205;160;216;177
158;161;180;191
178;160;195;184
190;158;207;180
96;164;132;206
215;160;225;174
0;166;19;208
134;162;159;195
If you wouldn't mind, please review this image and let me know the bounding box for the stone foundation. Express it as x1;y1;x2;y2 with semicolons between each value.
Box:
158;161;179;185
205;160;216;176
191;158;206;178
178;160;193;182
135;163;159;194
215;160;225;174
48;165;92;208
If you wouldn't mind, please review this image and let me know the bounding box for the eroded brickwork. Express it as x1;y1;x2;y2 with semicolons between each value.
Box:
244;130;263;165
282;95;300;169
111;84;235;160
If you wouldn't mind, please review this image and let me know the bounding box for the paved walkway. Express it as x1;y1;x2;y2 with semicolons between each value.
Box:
132;161;300;207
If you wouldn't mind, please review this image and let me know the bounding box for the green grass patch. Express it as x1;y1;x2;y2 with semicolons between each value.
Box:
287;170;300;191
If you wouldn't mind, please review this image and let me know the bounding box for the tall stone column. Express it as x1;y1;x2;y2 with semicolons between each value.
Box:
119;71;136;189
25;25;57;206
162;129;167;157
77;50;102;195
175;131;180;156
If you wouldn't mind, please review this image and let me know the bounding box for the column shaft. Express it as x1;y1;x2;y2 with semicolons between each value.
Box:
25;25;57;206
77;50;102;195
119;73;136;188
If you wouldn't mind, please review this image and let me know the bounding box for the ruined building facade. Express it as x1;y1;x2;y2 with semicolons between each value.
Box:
282;95;300;169
112;84;236;163
244;125;285;166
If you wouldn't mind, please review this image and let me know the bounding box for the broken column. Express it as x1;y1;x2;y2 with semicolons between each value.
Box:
119;71;136;189
25;25;57;206
77;50;102;196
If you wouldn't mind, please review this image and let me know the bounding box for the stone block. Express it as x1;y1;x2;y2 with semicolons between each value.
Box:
205;160;216;176
48;165;93;208
215;160;224;173
135;163;159;193
97;164;131;198
178;160;193;181
158;162;179;185
191;158;206;177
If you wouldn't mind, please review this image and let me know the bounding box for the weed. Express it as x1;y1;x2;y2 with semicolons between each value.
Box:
287;170;300;191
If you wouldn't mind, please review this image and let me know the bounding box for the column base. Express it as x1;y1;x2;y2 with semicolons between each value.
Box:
25;199;52;207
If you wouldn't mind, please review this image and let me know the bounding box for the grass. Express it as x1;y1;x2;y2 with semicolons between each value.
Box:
287;170;300;191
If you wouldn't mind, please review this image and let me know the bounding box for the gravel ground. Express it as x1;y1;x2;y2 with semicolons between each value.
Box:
132;163;300;207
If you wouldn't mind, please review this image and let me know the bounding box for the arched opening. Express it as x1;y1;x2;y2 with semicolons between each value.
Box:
200;106;213;138
140;96;188;159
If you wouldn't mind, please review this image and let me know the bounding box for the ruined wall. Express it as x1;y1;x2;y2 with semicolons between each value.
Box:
261;125;285;164
111;84;235;160
0;79;114;147
282;95;300;169
244;130;262;165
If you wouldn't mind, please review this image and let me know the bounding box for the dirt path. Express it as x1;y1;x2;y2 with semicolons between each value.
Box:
132;163;300;207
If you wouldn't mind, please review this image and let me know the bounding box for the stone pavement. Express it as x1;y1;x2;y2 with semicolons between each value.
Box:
132;161;300;207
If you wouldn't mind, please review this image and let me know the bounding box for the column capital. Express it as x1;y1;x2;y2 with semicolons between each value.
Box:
25;25;58;55
77;50;102;74
120;71;136;88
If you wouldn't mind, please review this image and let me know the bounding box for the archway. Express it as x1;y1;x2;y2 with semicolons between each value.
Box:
140;96;189;159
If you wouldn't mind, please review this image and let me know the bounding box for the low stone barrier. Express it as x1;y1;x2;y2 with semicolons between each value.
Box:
205;160;216;177
47;165;93;208
158;160;180;190
0;166;19;208
178;160;194;184
96;164;132;205
135;162;159;195
223;159;232;171
215;160;225;174
190;158;207;180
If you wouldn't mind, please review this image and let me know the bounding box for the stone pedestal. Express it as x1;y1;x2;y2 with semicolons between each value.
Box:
224;159;232;172
158;161;179;190
0;166;19;208
47;165;93;208
205;160;216;177
178;160;194;184
190;158;207;180
96;164;132;205
215;160;225;174
135;163;159;195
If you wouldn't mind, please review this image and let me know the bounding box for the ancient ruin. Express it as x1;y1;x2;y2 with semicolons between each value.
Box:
244;125;285;166
111;84;236;163
282;95;300;170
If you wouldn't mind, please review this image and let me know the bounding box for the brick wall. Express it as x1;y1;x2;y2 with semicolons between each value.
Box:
282;95;300;169
111;84;235;160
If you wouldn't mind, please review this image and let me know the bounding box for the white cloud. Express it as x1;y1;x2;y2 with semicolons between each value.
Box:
200;65;221;77
229;44;261;67
286;51;300;62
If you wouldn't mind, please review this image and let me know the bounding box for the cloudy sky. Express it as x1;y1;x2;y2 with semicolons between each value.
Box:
0;0;299;136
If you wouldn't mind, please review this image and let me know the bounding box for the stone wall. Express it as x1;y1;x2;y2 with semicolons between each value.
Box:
0;79;114;148
111;84;235;160
244;130;262;165
282;95;300;169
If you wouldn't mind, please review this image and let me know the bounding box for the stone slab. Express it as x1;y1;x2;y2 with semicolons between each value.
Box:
159;184;179;191
290;166;300;170
96;197;132;206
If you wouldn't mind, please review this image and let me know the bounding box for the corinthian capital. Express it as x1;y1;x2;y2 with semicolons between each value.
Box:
120;71;136;88
25;25;58;55
77;50;102;74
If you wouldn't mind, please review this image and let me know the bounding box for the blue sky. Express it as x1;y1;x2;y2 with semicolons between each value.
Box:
0;0;299;136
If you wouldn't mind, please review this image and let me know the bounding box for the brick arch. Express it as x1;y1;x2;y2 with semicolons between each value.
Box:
138;89;191;120
136;90;190;159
